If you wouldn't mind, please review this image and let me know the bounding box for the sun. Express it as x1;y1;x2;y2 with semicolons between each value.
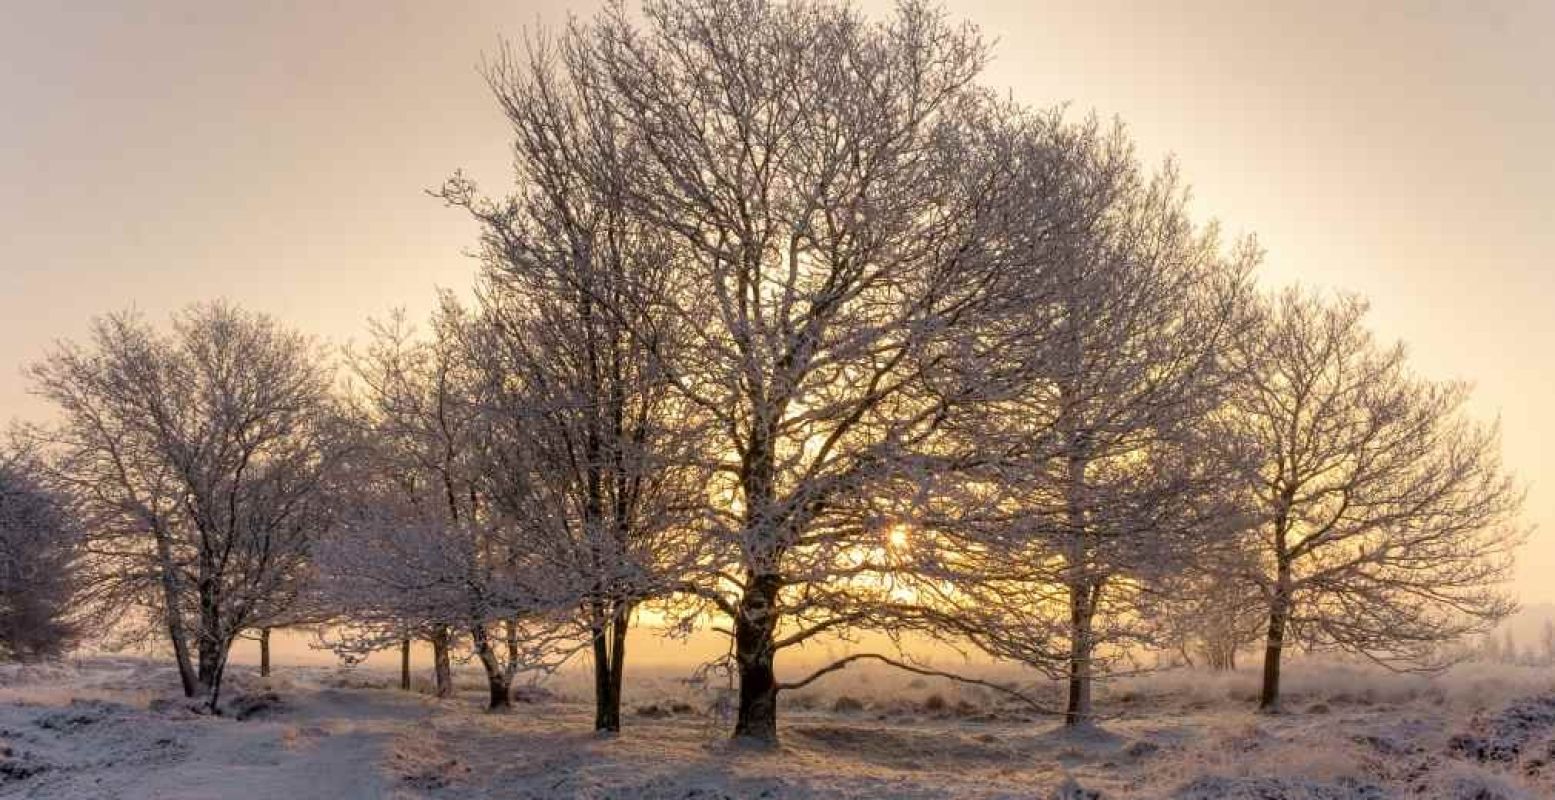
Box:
887;524;910;550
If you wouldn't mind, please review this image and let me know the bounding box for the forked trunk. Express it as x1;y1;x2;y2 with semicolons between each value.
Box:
733;574;781;744
153;529;198;697
592;603;633;732
204;638;234;715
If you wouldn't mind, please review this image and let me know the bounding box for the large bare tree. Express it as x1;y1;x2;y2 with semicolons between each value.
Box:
908;118;1257;725
1225;289;1524;711
481;0;1040;744
28;302;341;710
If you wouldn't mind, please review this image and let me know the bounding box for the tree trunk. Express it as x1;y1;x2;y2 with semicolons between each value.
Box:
733;574;781;744
259;627;271;677
153;528;198;697
431;626;453;699
592;602;633;733
1259;571;1291;713
196;631;222;696
204;636;234;715
1065;580;1096;726
471;624;511;710
609;606;628;724
1061;431;1095;727
399;639;412;691
166;611;198;698
591;622;615;732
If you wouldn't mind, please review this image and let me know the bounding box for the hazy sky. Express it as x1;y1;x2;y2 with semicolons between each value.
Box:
2;1;1552;600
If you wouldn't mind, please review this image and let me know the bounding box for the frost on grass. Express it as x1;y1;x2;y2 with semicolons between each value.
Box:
0;657;1551;798
1448;695;1555;764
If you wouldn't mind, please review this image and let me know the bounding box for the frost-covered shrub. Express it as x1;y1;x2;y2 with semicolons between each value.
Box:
1172;775;1386;799
1448;696;1555;763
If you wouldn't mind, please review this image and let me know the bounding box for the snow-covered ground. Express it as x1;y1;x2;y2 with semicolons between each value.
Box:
0;656;1552;799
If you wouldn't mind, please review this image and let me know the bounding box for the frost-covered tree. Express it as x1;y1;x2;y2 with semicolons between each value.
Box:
320;306;575;708
28;303;342;710
442;33;718;729
908;117;1256;725
0;445;83;659
1225;289;1524;712
483;0;1038;743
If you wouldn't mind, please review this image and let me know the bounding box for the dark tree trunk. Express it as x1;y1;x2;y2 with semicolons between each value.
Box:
1065;581;1096;726
591;623;616;732
204;638;234;714
1259;586;1290;713
196;633;222;696
194;572;223;700
609;607;628;721
471;624;511;710
399;639;412;691
166;613;198;698
259;627;271;677
733;574;781;744
151;522;198;697
431;626;453;699
592;602;633;733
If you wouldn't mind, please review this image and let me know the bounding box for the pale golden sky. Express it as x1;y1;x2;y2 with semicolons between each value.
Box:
2;1;1551;599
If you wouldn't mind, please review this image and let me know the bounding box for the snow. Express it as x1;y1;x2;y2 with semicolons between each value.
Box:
0;657;1553;799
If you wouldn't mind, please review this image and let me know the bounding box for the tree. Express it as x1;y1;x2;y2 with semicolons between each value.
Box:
28;302;342;710
0;444;83;659
1225;289;1524;712
321;305;578;708
485;0;1041;744
443;34;715;728
903;115;1256;724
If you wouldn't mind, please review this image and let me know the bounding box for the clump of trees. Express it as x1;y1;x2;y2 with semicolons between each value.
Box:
0;444;83;659
3;0;1526;744
26;303;343;711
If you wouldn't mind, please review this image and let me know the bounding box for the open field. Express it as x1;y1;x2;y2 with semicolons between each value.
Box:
0;656;1552;799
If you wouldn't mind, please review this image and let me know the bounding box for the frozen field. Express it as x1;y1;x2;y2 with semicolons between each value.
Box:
0;656;1553;799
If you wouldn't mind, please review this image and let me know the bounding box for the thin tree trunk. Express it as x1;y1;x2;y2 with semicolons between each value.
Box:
153;528;198;697
733;574;781;744
471;624;511;710
259;627;271;677
166;611;198;698
431;626;453;699
1259;582;1290;713
1062;435;1095;727
609;605;628;724
399;639;411;691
